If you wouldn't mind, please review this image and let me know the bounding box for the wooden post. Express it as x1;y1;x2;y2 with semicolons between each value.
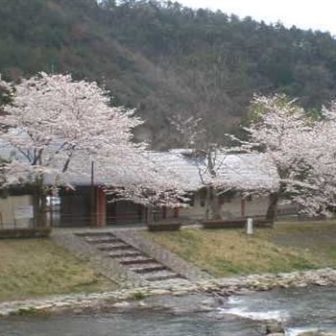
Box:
96;187;106;227
90;161;96;227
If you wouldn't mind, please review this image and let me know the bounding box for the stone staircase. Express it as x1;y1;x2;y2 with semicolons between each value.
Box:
76;232;188;284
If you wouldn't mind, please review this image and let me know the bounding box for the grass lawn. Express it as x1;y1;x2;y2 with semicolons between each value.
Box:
143;220;336;277
0;239;117;302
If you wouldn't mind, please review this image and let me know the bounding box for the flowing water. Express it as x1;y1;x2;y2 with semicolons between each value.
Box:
1;286;336;336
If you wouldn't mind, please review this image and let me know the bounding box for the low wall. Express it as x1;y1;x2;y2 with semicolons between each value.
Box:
147;222;181;232
0;227;51;239
202;218;273;229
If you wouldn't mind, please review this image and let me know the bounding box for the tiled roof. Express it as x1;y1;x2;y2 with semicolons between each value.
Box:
148;150;279;191
0;139;279;191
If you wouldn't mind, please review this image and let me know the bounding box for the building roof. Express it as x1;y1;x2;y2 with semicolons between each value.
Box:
148;149;279;192
0;137;279;192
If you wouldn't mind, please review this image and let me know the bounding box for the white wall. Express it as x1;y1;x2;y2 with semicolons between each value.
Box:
0;195;34;228
179;192;207;220
245;195;270;217
179;191;270;220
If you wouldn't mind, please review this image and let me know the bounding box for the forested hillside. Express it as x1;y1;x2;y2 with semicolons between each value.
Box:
1;0;336;148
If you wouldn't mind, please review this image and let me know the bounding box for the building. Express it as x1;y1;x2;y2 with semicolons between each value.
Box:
149;150;281;222
53;149;293;227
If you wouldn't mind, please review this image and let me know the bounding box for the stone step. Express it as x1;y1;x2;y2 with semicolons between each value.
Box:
98;244;132;251
76;232;185;283
96;242;130;251
130;264;167;274
119;257;156;265
85;237;121;244
77;232;113;237
145;272;183;282
108;251;143;258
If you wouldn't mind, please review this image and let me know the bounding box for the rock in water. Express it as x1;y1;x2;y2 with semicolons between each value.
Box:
264;319;285;334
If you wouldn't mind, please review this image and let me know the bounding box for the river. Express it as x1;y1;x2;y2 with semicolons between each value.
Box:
1;286;336;335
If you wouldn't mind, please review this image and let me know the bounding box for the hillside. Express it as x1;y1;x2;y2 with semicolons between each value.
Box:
1;0;336;148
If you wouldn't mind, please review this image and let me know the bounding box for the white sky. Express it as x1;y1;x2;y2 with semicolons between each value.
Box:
178;0;336;35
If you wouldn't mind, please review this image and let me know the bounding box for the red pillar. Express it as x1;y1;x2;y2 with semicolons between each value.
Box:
174;207;179;218
96;187;106;227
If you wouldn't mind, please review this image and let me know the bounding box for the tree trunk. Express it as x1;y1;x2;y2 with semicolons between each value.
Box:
206;186;221;220
146;205;152;225
205;187;210;220
32;179;47;227
266;192;279;224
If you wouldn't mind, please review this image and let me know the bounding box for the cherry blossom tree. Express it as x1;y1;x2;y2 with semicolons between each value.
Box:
0;75;12;112
288;102;336;217
231;94;318;220
0;73;185;225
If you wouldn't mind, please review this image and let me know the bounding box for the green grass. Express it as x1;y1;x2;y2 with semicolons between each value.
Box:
0;239;117;302
143;220;336;277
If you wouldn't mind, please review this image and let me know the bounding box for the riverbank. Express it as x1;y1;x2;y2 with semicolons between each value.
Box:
143;221;336;277
1;268;336;317
1;220;336;308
